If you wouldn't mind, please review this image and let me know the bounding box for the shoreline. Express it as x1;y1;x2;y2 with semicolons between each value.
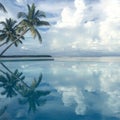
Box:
0;55;54;61
0;55;52;57
0;56;120;62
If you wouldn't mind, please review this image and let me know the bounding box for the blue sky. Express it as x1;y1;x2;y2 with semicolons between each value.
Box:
0;0;120;56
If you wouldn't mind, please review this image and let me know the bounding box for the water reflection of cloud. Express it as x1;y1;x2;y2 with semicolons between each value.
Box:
47;62;120;118
59;87;86;115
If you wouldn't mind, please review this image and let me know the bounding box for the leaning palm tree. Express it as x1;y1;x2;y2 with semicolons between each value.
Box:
0;3;7;13
0;3;50;56
0;18;24;47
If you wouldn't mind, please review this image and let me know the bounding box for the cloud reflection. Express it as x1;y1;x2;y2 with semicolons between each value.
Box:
46;61;120;118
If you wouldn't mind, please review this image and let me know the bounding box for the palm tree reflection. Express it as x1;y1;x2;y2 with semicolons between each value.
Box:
0;69;25;97
18;74;50;112
0;63;51;113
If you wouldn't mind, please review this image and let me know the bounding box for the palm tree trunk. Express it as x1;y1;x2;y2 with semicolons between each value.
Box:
0;41;7;47
0;28;29;56
0;69;6;74
0;62;30;88
0;40;17;56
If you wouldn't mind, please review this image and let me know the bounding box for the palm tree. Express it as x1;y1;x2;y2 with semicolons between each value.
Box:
0;18;24;47
0;69;25;98
18;74;50;112
0;3;7;13
0;3;50;56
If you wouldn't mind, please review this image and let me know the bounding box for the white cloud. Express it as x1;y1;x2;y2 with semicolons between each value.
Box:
45;0;120;54
57;0;85;27
16;0;26;5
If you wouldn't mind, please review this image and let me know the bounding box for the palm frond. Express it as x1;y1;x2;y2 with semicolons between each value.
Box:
8;18;17;28
0;30;5;33
17;12;27;19
0;21;6;27
34;29;42;43
38;90;50;97
30;27;42;43
29;26;36;38
31;3;35;16
35;10;46;18
28;3;35;19
36;20;50;26
0;3;7;13
27;4;31;14
31;74;42;89
18;19;31;28
0;34;7;41
0;105;7;117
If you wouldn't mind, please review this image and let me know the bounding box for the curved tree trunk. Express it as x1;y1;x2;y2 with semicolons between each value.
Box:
0;69;6;74
0;29;29;56
0;41;7;47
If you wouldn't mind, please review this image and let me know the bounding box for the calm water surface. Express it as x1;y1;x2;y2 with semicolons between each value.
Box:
0;58;120;120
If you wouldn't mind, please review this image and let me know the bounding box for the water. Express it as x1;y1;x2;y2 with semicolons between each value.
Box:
0;58;120;120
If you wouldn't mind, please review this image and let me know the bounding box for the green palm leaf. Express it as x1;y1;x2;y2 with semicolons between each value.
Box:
36;20;50;26
34;28;42;43
0;3;7;12
0;34;7;41
17;3;50;43
35;10;46;18
0;18;23;47
17;12;27;19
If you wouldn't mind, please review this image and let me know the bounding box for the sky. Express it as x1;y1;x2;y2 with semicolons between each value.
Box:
0;0;120;56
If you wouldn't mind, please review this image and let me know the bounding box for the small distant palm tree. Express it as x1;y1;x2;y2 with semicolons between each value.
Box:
0;18;24;47
18;74;50;112
0;3;7;13
0;3;50;56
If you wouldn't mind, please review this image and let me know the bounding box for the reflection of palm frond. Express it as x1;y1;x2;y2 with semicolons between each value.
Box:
0;69;25;97
18;74;50;112
31;74;42;89
0;105;7;117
